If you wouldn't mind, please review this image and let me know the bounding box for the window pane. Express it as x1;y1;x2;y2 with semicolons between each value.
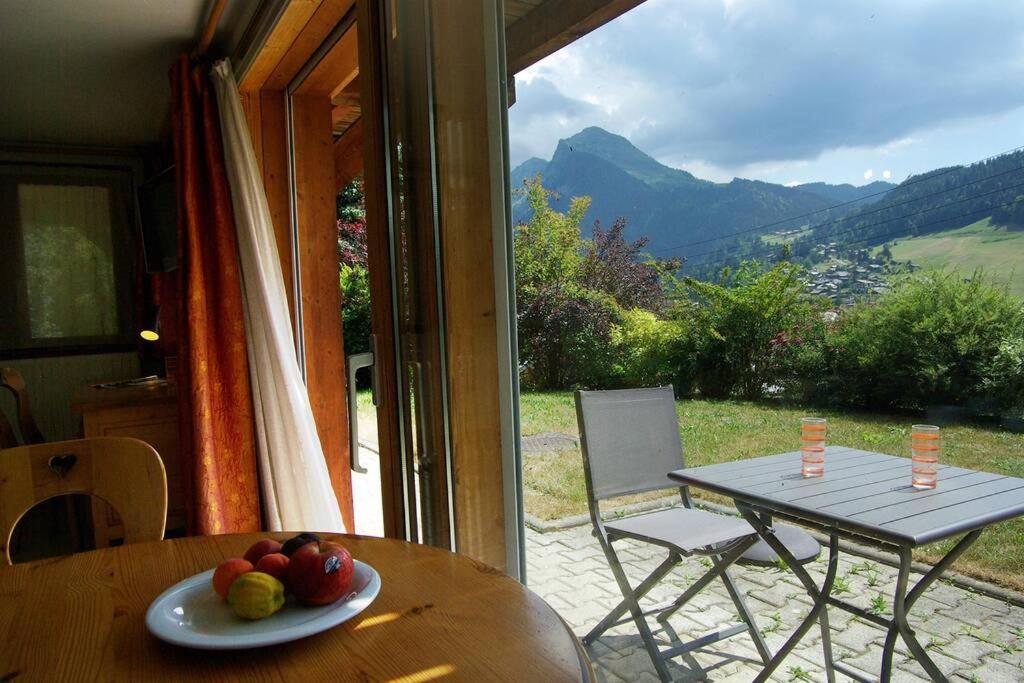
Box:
18;184;118;340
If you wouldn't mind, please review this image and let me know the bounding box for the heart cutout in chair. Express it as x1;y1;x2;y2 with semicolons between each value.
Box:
48;453;77;478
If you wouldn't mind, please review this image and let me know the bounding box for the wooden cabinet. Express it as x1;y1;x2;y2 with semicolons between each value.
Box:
72;382;184;546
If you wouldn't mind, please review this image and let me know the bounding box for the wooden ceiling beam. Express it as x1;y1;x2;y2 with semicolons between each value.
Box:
505;0;646;75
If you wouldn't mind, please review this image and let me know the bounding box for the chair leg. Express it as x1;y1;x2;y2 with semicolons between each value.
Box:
596;536;674;682
657;536;757;623
717;561;772;666
583;550;679;645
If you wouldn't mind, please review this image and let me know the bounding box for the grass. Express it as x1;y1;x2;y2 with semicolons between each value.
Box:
875;217;1024;297
519;391;1024;591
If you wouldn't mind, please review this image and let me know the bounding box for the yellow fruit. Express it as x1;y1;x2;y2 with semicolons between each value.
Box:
227;571;285;620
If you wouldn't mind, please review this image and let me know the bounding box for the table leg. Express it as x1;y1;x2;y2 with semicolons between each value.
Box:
880;530;983;683
739;505;840;683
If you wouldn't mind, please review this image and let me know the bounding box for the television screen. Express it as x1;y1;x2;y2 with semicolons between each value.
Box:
137;166;177;273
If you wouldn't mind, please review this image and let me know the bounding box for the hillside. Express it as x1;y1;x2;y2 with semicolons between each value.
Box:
795;180;896;205
511;127;892;267
782;154;1024;267
878;217;1024;296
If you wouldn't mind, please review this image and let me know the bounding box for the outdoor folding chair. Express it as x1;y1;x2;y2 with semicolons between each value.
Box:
575;386;773;681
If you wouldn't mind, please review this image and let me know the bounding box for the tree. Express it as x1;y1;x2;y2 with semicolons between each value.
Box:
581;218;680;312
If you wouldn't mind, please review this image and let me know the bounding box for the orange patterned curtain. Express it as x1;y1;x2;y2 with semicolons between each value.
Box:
169;55;261;535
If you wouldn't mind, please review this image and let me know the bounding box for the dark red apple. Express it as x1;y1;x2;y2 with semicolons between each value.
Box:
243;538;283;565
286;541;355;606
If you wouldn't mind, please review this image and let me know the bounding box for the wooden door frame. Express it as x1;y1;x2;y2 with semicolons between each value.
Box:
234;0;520;573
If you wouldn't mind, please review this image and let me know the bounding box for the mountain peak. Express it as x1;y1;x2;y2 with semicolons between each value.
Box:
556;126;699;187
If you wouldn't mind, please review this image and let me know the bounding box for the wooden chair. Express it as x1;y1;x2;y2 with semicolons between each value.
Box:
0;437;167;564
0;367;45;448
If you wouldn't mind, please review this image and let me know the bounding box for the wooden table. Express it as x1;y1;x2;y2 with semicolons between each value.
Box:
0;533;593;682
670;446;1024;683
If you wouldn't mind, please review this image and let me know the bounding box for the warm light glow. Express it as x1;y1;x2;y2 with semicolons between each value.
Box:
140;329;160;342
354;612;401;630
385;665;456;683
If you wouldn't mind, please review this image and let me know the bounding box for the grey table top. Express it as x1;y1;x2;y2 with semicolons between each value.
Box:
668;446;1024;547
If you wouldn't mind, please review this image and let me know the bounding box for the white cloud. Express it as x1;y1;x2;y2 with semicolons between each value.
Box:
882;170;893;179
864;169;874;180
510;0;1024;176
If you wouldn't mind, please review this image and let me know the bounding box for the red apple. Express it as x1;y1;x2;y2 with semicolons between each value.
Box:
286;541;355;606
243;538;283;565
254;552;290;584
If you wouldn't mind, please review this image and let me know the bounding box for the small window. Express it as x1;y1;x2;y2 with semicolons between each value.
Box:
0;164;137;357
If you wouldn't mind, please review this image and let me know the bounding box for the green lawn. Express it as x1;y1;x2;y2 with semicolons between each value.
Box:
876;217;1024;297
520;391;1024;591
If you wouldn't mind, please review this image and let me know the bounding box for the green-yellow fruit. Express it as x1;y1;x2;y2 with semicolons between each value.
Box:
227;571;285;620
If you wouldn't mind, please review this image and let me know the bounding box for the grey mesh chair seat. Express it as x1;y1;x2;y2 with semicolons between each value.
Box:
606;507;753;552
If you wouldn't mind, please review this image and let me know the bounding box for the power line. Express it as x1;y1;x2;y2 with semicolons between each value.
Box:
676;189;1024;275
665;176;1024;265
645;145;1024;256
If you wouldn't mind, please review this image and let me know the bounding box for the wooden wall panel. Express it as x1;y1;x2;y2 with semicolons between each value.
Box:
430;1;508;571
333;118;363;190
0;353;140;442
291;94;354;530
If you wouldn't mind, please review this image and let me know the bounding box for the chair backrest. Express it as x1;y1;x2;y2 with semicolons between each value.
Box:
0;410;16;450
0;367;45;446
575;386;685;503
0;437;167;564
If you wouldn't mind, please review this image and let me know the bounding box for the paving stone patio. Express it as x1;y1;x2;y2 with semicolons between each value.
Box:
525;523;1024;682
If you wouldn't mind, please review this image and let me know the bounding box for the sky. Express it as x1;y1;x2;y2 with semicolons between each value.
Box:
508;0;1024;187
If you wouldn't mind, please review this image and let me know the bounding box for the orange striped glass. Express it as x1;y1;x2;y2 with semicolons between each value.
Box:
911;424;940;489
801;417;827;477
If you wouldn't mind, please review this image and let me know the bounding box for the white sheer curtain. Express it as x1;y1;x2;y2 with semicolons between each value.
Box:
209;59;346;533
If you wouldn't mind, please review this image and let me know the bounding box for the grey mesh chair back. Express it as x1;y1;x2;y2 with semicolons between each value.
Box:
576;386;685;501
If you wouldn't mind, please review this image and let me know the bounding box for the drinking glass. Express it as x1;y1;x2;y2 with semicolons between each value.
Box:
911;424;940;489
801;417;827;477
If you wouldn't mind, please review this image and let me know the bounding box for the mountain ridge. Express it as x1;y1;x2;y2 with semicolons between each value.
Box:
511;127;895;256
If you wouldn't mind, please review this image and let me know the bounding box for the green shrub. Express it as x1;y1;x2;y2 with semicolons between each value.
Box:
684;262;819;399
823;271;1024;410
983;333;1024;413
610;307;697;393
340;264;371;356
517;286;619;390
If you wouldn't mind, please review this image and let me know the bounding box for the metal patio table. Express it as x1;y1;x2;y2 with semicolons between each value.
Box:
668;446;1024;683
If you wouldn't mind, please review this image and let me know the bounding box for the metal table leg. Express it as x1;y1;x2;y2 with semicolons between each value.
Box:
739;505;840;683
880;530;983;683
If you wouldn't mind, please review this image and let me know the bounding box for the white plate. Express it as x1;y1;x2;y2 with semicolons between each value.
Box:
145;560;381;650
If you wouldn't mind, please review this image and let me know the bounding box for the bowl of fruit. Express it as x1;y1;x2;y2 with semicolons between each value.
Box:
145;533;381;649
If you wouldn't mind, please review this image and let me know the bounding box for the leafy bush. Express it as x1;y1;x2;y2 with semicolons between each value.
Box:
983;333;1024;413
340;264;371;356
610;308;697;393
683;262;818;399
822;272;1024;410
337;178;370;357
517;286;618;389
